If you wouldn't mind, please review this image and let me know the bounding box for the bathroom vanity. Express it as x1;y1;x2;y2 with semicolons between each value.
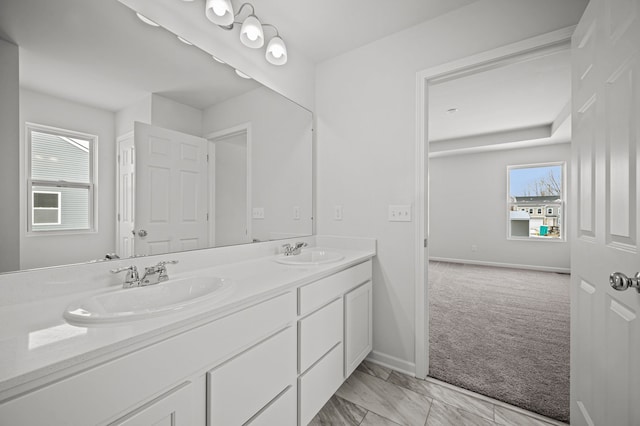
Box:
0;237;375;425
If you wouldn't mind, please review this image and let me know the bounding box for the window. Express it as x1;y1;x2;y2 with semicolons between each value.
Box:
507;163;564;240
27;124;96;233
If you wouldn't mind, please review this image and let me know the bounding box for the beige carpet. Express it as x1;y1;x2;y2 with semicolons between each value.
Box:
428;261;570;423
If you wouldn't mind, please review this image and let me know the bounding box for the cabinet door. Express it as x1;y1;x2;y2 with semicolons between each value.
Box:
344;281;373;378
110;382;194;426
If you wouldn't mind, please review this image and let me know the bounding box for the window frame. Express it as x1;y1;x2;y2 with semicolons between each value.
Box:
507;161;566;242
26;123;98;235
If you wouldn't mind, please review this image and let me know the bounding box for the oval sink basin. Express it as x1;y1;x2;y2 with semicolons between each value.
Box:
275;249;345;265
64;276;233;326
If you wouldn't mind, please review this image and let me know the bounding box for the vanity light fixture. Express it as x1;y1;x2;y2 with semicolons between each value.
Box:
136;12;160;27
212;55;225;64
204;0;288;66
177;36;193;46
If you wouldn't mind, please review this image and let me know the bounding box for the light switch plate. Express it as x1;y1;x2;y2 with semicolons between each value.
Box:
293;206;300;220
388;205;411;222
334;205;343;221
252;207;265;219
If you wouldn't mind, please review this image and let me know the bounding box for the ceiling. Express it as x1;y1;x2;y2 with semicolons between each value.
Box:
428;46;572;155
242;0;480;63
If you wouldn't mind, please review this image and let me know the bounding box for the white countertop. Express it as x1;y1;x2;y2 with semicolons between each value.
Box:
0;243;375;402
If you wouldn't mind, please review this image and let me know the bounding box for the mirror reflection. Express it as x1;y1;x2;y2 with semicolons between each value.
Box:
0;0;313;273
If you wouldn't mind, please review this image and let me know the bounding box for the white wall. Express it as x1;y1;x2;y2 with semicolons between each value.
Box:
151;94;203;137
19;89;117;269
203;87;313;243
115;95;151;137
0;39;20;273
315;0;587;371
429;144;571;271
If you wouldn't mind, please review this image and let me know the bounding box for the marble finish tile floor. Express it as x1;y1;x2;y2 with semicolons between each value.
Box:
310;361;569;426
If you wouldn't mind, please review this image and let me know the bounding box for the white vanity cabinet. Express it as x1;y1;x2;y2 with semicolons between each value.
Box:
296;260;373;425
0;255;375;426
0;292;296;426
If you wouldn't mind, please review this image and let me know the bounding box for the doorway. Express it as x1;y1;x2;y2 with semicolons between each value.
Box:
207;124;252;247
414;27;575;422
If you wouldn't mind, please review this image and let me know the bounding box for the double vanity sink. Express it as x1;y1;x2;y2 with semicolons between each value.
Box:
0;239;374;426
63;248;345;327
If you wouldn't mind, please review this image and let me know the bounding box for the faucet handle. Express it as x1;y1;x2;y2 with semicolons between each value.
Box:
156;260;179;267
110;265;138;275
110;265;140;288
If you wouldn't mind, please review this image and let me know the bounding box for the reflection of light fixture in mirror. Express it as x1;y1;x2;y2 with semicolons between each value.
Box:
177;36;193;45
202;1;288;66
212;55;225;64
235;69;251;79
136;12;159;27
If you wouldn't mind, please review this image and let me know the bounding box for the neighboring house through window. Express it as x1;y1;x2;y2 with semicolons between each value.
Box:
27;123;96;233
507;163;564;240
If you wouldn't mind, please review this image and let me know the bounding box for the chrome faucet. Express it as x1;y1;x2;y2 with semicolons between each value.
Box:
111;260;179;288
140;260;179;286
282;242;307;256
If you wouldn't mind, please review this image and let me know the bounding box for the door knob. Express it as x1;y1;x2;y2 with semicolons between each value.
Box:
609;272;640;293
137;229;148;237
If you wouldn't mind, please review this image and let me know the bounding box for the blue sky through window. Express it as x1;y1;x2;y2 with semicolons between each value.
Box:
509;165;562;197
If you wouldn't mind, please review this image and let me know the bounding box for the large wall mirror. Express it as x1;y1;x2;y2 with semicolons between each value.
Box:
0;0;313;273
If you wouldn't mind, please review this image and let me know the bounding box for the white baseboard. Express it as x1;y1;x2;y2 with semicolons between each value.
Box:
428;257;570;274
365;351;416;377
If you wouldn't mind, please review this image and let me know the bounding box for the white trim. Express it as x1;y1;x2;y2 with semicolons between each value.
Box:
206;123;252;246
365;351;416;377
414;26;576;380
428;257;570;274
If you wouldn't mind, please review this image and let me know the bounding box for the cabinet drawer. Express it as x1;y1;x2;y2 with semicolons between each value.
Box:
298;260;372;315
246;385;296;426
298;298;343;374
208;326;296;425
298;343;344;426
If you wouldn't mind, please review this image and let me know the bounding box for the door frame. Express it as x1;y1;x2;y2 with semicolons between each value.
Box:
206;123;252;247
414;26;576;379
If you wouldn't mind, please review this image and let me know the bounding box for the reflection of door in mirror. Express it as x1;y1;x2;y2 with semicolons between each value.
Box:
132;122;209;256
116;133;135;258
209;127;252;247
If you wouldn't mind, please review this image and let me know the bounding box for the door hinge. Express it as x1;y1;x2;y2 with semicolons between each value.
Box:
206;213;209;221
206;154;209;162
117;213;121;222
424;238;428;248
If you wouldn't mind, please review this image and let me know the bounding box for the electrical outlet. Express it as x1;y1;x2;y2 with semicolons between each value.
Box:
293;206;300;220
471;244;478;252
334;205;343;221
388;205;411;222
252;207;265;219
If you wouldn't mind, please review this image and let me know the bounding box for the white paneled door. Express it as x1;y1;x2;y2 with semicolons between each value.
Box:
571;0;640;424
134;122;209;256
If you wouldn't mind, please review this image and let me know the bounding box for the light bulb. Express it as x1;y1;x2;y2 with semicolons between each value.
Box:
212;3;227;16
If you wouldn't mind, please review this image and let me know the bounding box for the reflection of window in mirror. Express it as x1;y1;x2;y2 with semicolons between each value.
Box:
27;124;96;233
507;163;564;240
